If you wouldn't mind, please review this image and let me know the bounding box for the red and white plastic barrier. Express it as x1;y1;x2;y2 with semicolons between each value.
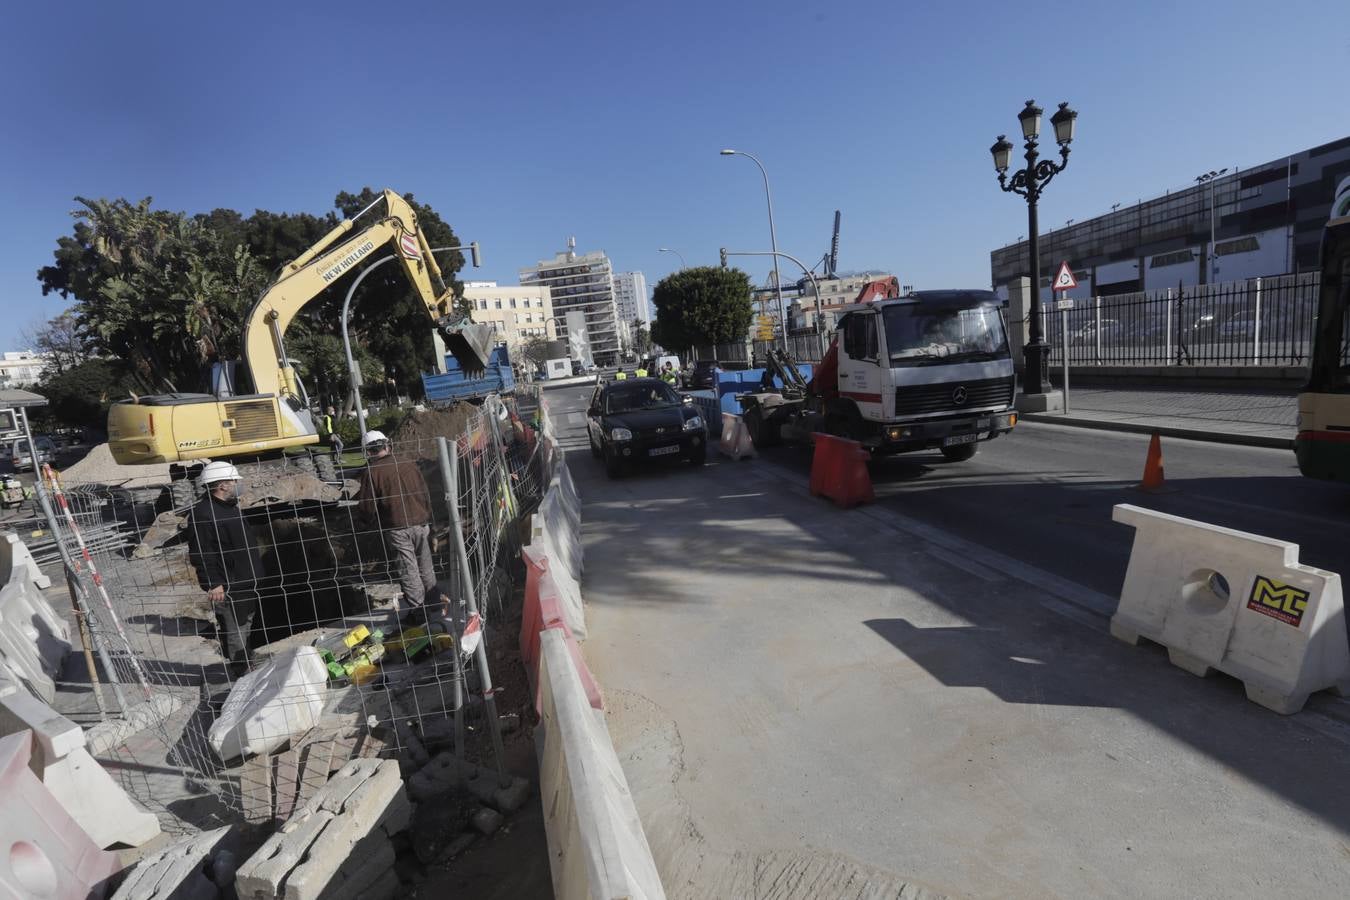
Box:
809;433;874;508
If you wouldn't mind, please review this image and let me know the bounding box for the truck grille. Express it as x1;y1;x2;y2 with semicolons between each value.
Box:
226;400;278;443
894;376;1013;416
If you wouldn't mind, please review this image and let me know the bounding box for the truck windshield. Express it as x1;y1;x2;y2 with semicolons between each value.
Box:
882;303;1008;365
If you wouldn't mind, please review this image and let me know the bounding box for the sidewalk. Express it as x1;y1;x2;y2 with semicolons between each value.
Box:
1021;386;1297;447
572;450;1350;899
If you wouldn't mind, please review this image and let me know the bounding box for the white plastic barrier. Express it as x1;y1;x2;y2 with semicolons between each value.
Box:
537;630;664;900
530;465;586;639
0;533;72;703
718;413;756;461
524;544;586;641
0;679;161;849
1111;504;1350;714
208;647;329;762
0;730;120;899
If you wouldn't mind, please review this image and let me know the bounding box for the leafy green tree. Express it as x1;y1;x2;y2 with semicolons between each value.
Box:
32;358;136;430
651;266;753;350
631;320;652;356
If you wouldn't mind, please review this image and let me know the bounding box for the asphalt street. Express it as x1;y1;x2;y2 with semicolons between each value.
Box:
548;385;1347;601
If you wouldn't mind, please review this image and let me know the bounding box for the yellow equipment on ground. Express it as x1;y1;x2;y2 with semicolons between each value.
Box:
108;189;490;467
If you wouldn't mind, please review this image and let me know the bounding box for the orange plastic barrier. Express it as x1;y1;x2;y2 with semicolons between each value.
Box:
520;547;603;714
809;432;875;508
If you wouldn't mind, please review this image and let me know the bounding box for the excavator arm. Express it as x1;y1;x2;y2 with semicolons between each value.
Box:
238;189;491;403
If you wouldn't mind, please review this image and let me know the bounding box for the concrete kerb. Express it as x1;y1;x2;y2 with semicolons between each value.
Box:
1019;411;1294;450
111;826;237;899
536;629;664;900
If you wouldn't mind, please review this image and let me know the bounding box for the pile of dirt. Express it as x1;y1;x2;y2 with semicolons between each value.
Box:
60;443;171;487
390;404;482;457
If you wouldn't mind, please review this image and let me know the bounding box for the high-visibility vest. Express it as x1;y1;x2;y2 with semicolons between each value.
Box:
322;414;333;434
615;371;628;380
661;370;677;384
635;368;648;377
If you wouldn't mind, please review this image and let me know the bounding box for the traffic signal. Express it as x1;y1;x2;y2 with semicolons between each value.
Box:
469;241;482;267
720;248;728;269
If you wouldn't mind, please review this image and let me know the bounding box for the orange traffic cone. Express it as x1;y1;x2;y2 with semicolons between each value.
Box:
1136;432;1169;493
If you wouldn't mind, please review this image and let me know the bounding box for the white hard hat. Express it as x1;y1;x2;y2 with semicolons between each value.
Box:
200;460;242;486
362;430;388;447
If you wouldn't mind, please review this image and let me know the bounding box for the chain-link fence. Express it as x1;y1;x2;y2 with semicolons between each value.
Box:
39;392;551;823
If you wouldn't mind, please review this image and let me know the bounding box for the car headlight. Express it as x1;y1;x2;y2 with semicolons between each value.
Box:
610;427;633;441
683;416;703;432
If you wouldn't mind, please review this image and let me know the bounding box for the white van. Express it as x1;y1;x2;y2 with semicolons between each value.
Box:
8;436;57;471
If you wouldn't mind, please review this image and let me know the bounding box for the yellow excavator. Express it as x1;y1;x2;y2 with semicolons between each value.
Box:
107;189;491;496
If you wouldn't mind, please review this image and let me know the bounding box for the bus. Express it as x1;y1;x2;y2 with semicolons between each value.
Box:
1296;176;1350;483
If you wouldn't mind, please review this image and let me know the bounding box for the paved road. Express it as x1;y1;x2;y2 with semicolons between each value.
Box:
549;384;1345;600
551;383;1350;899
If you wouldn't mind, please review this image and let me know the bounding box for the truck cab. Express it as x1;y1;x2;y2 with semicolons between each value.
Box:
826;291;1018;456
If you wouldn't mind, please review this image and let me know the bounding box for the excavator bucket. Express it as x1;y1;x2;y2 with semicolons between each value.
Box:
439;321;496;374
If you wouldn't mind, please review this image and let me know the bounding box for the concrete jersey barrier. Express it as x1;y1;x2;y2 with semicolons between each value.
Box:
1111;503;1350;714
0;532;72;703
537;629;664;900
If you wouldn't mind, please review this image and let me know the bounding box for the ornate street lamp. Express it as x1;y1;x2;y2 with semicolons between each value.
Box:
992;100;1077;394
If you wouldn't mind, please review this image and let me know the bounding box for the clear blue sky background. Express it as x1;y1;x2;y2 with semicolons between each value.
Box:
2;0;1345;348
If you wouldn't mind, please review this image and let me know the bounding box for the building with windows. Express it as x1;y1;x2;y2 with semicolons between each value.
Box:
520;238;621;366
611;271;650;331
461;282;555;359
785;271;900;333
0;351;51;387
990;135;1350;302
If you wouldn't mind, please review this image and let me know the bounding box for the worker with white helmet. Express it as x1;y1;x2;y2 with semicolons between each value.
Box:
185;460;265;674
356;430;440;625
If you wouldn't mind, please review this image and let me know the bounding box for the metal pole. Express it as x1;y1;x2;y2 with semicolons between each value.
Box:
727;151;786;349
1095;296;1102;364
1062;306;1070;414
1025;167;1046;392
437;436;510;786
1253;277;1262;365
721;249;819;339
19;408;127;710
658;248;687;270
1165;288;1173;364
341;254;401;439
1210;179;1217;285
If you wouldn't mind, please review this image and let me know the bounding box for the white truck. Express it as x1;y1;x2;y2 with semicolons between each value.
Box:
738;290;1018;460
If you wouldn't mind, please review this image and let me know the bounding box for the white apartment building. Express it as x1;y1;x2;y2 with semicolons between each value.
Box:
611;271;650;330
520;238;621;366
461;282;555;359
0;351;51;387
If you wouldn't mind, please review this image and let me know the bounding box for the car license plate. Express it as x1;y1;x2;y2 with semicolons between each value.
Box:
942;432;981;447
649;445;681;457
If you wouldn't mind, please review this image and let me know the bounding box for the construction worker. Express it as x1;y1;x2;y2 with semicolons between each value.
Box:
186;461;263;675
634;364;648;378
660;362;678;384
322;406;344;460
356;430;439;626
615;369;628;381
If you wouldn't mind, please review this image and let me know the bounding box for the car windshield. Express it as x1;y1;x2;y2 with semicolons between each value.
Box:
882;303;1009;364
606;382;681;413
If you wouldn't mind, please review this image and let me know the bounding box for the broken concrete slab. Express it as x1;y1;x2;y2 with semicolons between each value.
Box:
86;693;185;757
234;758;409;900
110;826;236;900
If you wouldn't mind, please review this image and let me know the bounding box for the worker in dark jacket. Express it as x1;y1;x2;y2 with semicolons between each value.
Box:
356;430;438;624
186;461;264;672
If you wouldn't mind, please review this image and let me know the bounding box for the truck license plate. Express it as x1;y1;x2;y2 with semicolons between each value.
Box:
942;433;981;447
649;445;681;456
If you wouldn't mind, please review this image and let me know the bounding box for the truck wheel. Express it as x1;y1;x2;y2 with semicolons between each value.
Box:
940;444;979;462
744;407;778;448
169;478;198;511
823;413;850;439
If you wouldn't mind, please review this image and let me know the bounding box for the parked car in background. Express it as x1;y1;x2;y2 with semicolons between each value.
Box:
1071;319;1120;345
683;359;719;390
8;436;56;471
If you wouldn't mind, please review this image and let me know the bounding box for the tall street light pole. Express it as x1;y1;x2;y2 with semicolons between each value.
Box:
1194;169;1228;284
721;149;785;347
657;247;687;270
991;100;1078;395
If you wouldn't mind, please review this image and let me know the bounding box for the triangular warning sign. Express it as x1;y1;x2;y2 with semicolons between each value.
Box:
1052;260;1078;292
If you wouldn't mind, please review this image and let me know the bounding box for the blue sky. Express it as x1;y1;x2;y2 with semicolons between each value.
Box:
2;0;1345;348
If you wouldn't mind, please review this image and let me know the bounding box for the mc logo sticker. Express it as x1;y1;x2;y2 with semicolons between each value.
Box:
1247;575;1310;627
